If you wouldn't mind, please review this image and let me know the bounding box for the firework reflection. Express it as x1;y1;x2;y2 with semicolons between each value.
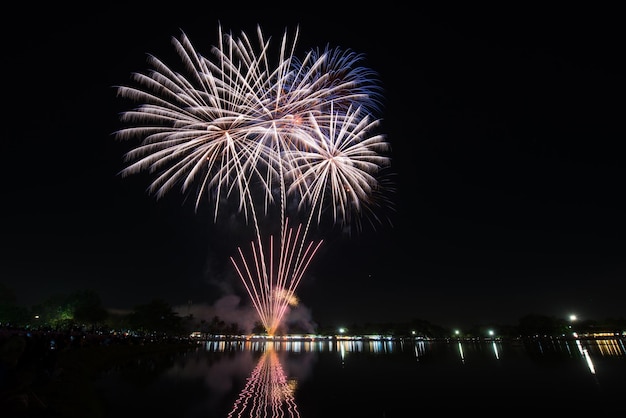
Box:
227;346;300;418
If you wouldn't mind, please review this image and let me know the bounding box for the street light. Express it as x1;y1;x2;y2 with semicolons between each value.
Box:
569;314;578;338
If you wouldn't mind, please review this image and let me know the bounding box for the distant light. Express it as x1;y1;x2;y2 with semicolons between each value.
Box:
569;314;577;321
338;327;346;334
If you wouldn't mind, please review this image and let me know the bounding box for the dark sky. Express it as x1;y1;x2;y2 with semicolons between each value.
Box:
2;4;624;330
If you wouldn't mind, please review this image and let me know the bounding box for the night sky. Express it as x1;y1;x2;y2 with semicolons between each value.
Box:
2;4;624;330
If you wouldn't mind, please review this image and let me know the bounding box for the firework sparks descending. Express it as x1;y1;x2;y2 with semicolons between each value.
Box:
115;24;392;335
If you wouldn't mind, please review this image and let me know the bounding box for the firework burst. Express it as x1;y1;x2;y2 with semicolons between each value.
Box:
115;24;392;335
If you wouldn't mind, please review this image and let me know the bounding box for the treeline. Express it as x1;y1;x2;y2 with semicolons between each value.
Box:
0;284;246;337
1;284;624;338
314;315;626;339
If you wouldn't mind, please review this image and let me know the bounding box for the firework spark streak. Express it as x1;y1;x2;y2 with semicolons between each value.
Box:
115;24;391;335
231;222;323;335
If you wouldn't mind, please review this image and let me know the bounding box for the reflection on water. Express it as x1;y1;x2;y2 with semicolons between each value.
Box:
95;336;625;417
227;346;300;417
591;337;626;356
491;341;500;359
211;336;625;415
207;336;625;360
523;337;625;359
457;341;465;363
572;337;626;375
576;339;596;374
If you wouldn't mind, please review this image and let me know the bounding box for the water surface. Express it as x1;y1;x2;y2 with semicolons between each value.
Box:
95;337;626;417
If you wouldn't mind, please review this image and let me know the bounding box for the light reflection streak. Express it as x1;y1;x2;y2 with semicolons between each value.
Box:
369;340;384;353
414;341;426;361
588;338;625;357
369;341;382;353
575;339;596;374
492;341;500;360
200;336;626;360
564;341;574;357
228;346;300;418
339;341;347;364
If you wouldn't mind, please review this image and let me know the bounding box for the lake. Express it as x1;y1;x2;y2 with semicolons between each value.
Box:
95;336;625;417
